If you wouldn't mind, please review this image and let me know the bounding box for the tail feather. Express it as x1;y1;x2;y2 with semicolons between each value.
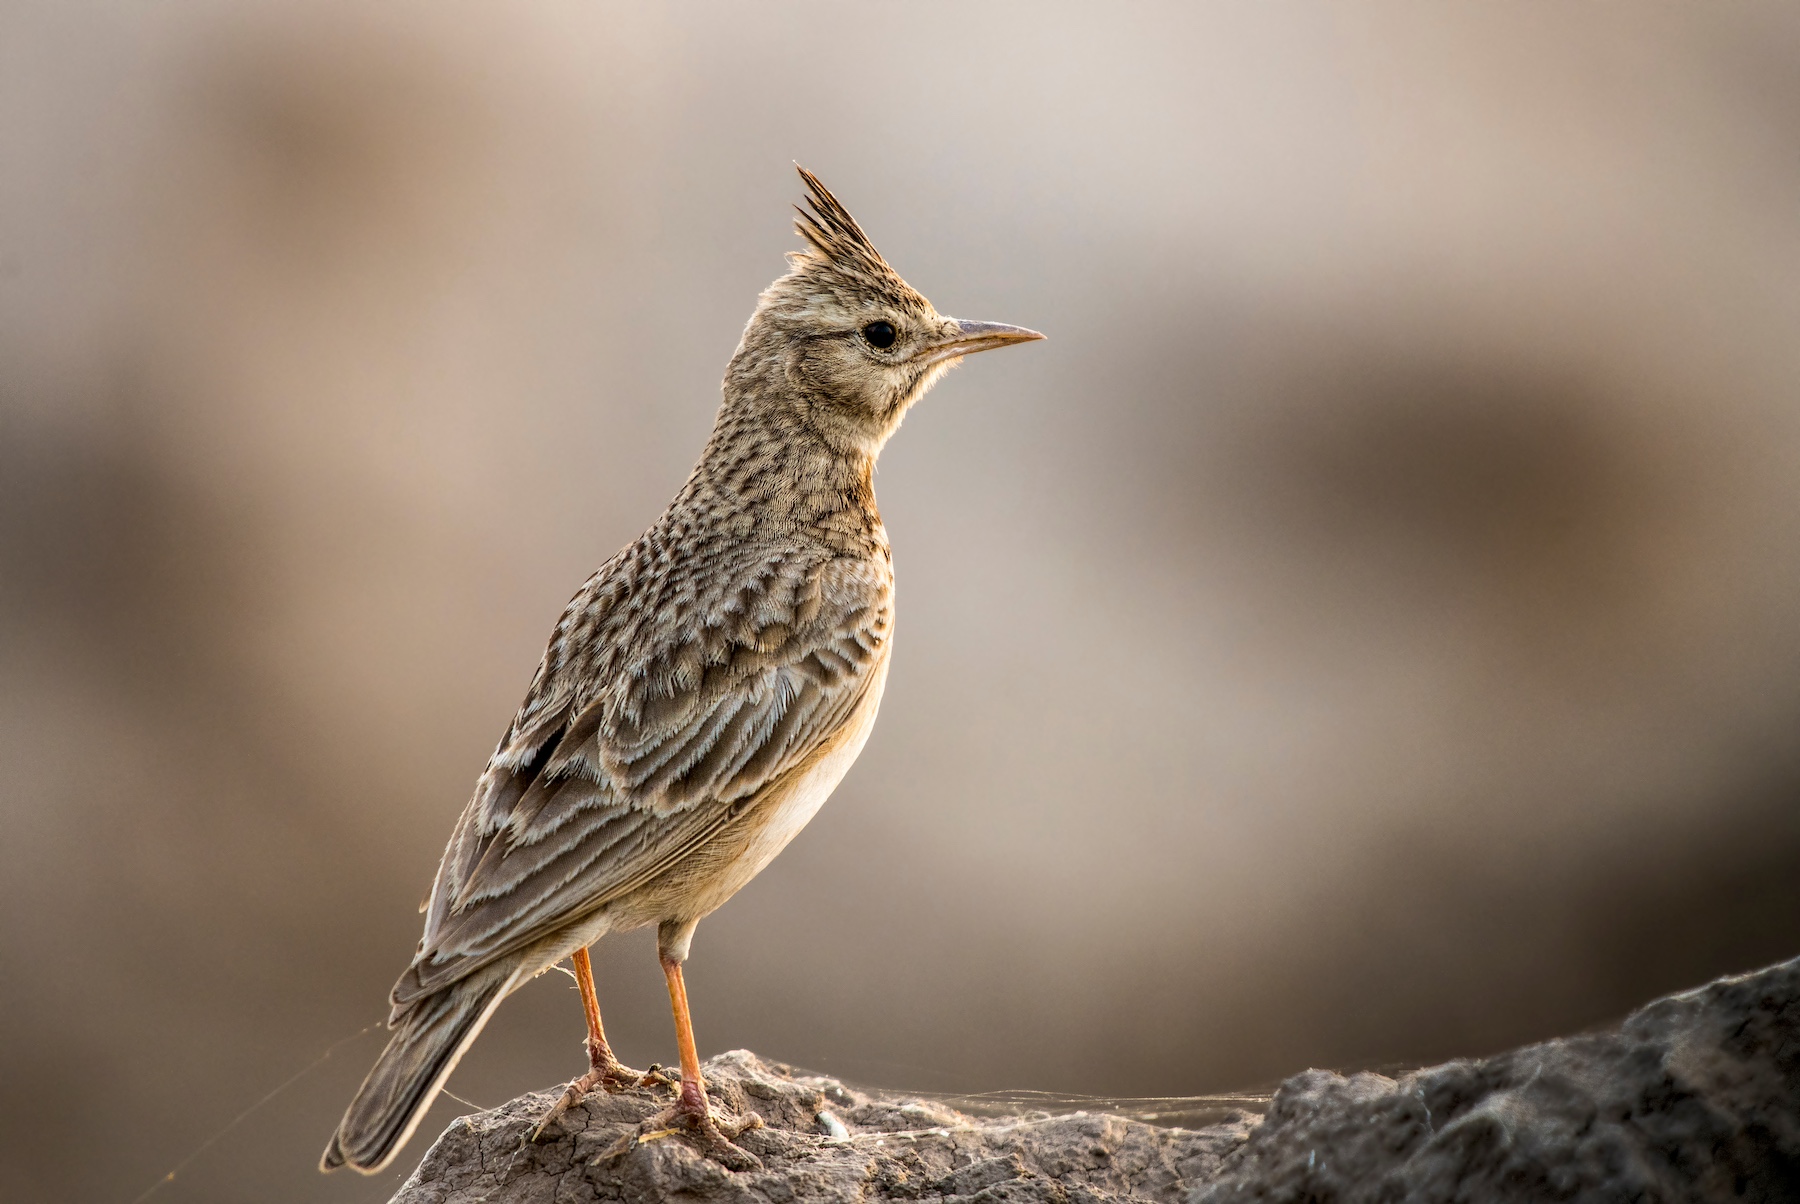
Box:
321;960;519;1174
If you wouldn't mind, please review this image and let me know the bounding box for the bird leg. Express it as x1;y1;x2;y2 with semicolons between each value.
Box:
574;946;663;1089
631;940;762;1169
533;947;669;1139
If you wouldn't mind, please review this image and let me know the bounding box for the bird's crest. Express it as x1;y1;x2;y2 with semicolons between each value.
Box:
794;167;889;277
786;166;924;311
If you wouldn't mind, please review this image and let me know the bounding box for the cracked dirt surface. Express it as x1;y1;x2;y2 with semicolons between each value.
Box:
391;955;1800;1204
387;1050;1256;1204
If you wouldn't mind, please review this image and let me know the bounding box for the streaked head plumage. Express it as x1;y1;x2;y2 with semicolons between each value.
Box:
724;167;1042;458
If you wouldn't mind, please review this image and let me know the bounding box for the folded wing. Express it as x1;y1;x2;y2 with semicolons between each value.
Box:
391;550;891;1009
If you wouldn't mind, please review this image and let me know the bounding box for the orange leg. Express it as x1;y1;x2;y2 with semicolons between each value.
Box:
533;945;664;1140
566;945;656;1088
641;945;762;1168
572;947;625;1077
660;952;709;1119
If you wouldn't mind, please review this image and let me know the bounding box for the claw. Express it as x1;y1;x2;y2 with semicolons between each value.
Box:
532;1057;665;1142
621;1101;764;1170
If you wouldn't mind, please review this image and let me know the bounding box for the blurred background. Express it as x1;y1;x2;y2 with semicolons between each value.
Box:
6;2;1800;1200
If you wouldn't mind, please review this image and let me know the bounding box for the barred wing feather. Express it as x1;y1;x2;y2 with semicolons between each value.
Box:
390;557;890;1010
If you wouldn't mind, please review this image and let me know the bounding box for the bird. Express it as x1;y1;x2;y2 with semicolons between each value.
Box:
320;167;1043;1175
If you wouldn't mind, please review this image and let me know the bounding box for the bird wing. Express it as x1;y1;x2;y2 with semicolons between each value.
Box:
391;551;891;1008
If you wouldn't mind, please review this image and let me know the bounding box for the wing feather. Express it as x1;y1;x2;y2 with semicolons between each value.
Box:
391;550;890;1009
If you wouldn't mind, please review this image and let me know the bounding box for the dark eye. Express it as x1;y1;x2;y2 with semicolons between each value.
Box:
862;320;897;349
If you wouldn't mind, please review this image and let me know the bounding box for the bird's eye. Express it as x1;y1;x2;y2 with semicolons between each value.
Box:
862;320;897;349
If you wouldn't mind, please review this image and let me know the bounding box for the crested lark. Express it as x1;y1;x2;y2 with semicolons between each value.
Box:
322;168;1042;1174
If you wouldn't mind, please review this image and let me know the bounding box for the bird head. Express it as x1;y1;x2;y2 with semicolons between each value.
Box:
727;167;1043;459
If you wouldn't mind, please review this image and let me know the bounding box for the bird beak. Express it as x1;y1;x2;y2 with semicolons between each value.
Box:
909;319;1045;369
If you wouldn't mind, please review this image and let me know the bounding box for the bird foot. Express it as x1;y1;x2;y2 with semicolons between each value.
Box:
602;1096;764;1170
533;1057;673;1141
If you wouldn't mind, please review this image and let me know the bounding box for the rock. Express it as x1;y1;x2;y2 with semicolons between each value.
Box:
1196;956;1800;1203
388;1050;1256;1204
390;956;1800;1204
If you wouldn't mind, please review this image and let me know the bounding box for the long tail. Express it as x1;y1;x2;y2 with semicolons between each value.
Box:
321;959;520;1174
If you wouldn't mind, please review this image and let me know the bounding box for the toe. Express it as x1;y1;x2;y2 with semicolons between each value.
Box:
531;1074;598;1141
624;1103;762;1169
688;1116;762;1170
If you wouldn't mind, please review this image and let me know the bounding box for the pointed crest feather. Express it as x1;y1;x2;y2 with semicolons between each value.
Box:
793;165;892;279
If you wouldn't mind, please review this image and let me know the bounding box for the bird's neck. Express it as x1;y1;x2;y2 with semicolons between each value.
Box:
680;404;887;557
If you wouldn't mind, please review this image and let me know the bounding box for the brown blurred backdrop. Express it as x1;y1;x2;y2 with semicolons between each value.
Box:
6;3;1800;1201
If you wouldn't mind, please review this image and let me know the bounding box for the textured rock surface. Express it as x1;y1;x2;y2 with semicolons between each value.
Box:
1197;957;1800;1203
392;956;1800;1204
389;1050;1256;1204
